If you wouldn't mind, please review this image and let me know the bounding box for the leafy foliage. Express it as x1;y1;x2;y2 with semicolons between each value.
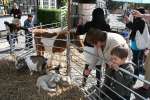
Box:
57;0;67;8
37;9;61;25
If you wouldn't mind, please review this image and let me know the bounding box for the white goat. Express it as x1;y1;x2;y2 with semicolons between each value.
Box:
36;72;61;92
36;71;71;93
15;55;48;75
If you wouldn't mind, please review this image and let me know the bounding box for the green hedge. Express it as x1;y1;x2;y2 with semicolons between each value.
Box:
37;9;61;25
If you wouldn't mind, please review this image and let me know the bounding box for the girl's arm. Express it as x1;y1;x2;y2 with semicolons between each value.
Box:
132;10;150;20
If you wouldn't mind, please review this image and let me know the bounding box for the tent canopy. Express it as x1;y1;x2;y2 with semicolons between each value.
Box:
112;0;150;4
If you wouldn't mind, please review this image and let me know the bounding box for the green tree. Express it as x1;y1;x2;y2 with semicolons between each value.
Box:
57;0;67;8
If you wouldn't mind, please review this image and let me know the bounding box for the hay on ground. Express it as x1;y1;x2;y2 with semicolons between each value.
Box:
0;59;85;100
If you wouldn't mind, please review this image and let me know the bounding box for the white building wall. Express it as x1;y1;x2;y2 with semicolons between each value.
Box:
39;0;44;8
48;0;51;8
39;0;57;9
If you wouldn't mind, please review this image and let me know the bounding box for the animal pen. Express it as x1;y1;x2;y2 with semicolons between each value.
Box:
0;1;150;100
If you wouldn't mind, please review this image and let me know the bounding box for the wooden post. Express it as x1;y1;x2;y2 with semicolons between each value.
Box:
67;0;72;30
66;0;72;76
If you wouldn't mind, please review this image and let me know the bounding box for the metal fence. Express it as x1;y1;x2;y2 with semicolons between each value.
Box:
0;21;150;100
69;43;150;100
0;3;150;100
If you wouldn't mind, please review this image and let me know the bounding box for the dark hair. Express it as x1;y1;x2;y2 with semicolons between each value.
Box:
111;46;129;59
91;8;110;32
92;8;105;24
130;8;145;39
92;8;104;19
28;14;33;17
86;28;107;45
137;7;145;14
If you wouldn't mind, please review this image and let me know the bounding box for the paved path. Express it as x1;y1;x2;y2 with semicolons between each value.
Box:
0;15;36;32
0;31;37;60
108;14;126;33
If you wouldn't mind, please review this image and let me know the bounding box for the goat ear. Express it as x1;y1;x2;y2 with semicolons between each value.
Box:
4;21;9;25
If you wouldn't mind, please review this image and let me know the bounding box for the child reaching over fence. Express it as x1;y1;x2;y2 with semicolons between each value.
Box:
24;14;33;49
82;28;132;87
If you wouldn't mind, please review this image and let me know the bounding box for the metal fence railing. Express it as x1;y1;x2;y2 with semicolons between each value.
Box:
0;5;68;56
0;22;150;100
0;2;150;98
69;43;150;100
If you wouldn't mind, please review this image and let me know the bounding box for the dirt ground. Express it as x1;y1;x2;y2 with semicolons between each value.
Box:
0;59;85;100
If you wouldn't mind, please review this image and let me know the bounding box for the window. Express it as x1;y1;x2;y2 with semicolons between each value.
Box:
50;0;56;8
43;5;49;8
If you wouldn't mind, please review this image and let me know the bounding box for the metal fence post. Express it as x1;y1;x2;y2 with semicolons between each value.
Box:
9;33;15;54
40;22;42;28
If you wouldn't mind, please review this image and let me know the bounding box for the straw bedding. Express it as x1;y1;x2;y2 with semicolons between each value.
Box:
0;59;85;100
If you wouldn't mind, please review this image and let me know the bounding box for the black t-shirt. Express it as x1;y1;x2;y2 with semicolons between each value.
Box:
10;8;22;19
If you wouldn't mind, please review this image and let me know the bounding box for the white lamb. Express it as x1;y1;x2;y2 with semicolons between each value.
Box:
36;72;62;92
36;70;71;93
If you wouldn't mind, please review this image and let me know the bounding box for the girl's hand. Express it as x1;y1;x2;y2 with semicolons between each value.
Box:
81;68;92;87
84;69;91;76
132;10;143;17
144;49;149;56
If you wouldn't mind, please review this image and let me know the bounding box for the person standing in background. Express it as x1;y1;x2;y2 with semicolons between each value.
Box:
10;3;22;24
131;9;150;97
24;14;33;49
125;8;147;83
